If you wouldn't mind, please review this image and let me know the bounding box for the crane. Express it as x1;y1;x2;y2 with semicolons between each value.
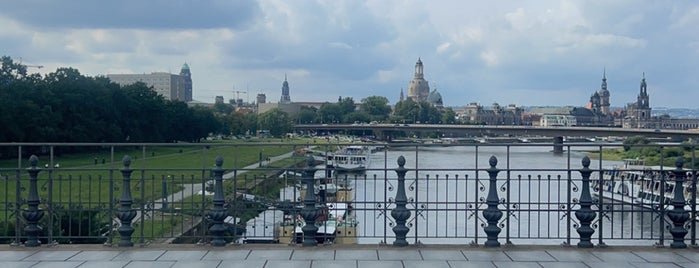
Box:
233;90;247;101
18;57;43;69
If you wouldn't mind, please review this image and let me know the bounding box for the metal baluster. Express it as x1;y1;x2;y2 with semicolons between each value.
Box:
208;156;227;246
668;157;689;248
115;156;137;247
300;156;319;246
575;156;596;248
23;155;44;247
391;156;410;246
483;156;502;247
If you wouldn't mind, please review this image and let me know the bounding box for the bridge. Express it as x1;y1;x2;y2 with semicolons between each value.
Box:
295;123;699;139
295;124;699;153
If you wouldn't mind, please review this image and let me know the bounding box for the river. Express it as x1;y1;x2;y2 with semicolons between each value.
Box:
349;144;674;245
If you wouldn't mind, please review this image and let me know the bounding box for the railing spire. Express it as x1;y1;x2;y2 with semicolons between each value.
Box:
575;156;596;248
209;156;227;246
23;155;44;247
391;155;410;246
668;157;689;248
300;155;319;246
483;156;503;247
116;155;137;247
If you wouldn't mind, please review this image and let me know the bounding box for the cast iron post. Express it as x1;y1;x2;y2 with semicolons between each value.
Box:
23;155;44;247
391;156;410;246
300;156;319;246
209;156;227;246
116;155;137;247
575;156;596;248
668;157;689;248
483;156;503;247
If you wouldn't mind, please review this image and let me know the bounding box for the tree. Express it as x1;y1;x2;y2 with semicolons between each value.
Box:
345;111;371;123
318;102;343;123
442;108;457;124
296;106;319;124
360;96;391;122
393;99;420;123
257;108;292;137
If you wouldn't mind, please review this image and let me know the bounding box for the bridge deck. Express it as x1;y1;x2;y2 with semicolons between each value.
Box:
3;244;699;268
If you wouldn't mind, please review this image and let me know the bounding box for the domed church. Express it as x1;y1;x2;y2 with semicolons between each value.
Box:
407;58;430;102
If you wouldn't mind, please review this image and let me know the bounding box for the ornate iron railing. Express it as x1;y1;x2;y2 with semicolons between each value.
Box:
0;142;696;248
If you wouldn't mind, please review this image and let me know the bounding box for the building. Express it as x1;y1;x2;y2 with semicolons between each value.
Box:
107;72;187;101
258;76;301;115
280;74;291;104
540;114;577;127
407;58;430;102
623;73;652;128
457;103;522;125
588;70;611;115
180;63;193;102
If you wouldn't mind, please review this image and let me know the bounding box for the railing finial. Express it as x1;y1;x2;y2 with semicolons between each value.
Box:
23;154;44;247
116;155;137;247
575;156;595;248
483;155;502;247
668;156;689;248
391;155;410;246
209;155;227;246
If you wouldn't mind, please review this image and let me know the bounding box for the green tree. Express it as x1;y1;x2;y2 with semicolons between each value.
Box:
258;108;292;137
296;106;319;124
393;99;420;123
318;102;343;123
360;96;391;122
442;108;457;124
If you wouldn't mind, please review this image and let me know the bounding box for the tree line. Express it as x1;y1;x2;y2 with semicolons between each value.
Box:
0;56;218;144
1;55;457;146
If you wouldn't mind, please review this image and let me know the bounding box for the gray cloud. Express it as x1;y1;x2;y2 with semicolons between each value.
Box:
1;0;698;108
0;0;261;29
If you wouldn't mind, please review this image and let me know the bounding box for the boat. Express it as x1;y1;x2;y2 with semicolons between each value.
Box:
591;158;698;214
275;176;358;244
332;145;371;173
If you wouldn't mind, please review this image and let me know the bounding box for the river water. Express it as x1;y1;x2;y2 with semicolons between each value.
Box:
349;144;676;246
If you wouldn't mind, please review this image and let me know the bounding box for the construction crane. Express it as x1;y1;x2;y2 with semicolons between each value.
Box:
233;90;247;101
18;57;44;70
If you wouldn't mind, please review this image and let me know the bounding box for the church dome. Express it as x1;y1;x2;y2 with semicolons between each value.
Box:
427;89;443;106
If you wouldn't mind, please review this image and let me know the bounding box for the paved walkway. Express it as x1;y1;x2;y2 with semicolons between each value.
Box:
2;244;699;268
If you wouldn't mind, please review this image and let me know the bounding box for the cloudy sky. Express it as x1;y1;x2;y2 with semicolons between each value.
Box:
2;0;697;108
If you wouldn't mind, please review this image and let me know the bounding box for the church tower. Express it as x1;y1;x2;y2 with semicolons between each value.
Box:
407;58;430;102
599;69;610;115
280;74;291;104
636;72;651;120
180;63;192;102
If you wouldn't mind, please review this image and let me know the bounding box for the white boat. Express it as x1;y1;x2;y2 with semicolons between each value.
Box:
333;145;371;173
591;158;698;214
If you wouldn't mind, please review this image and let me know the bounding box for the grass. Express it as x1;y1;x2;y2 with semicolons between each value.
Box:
0;138;322;213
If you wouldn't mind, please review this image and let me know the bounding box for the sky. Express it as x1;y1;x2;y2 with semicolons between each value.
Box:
1;0;698;108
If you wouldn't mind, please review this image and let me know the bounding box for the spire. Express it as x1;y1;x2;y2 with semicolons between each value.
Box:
284;73;287;81
414;58;424;79
601;68;607;90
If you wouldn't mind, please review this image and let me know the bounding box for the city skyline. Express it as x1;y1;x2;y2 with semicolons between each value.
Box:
1;1;698;108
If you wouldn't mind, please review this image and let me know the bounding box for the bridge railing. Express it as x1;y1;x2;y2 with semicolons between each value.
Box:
0;141;696;248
